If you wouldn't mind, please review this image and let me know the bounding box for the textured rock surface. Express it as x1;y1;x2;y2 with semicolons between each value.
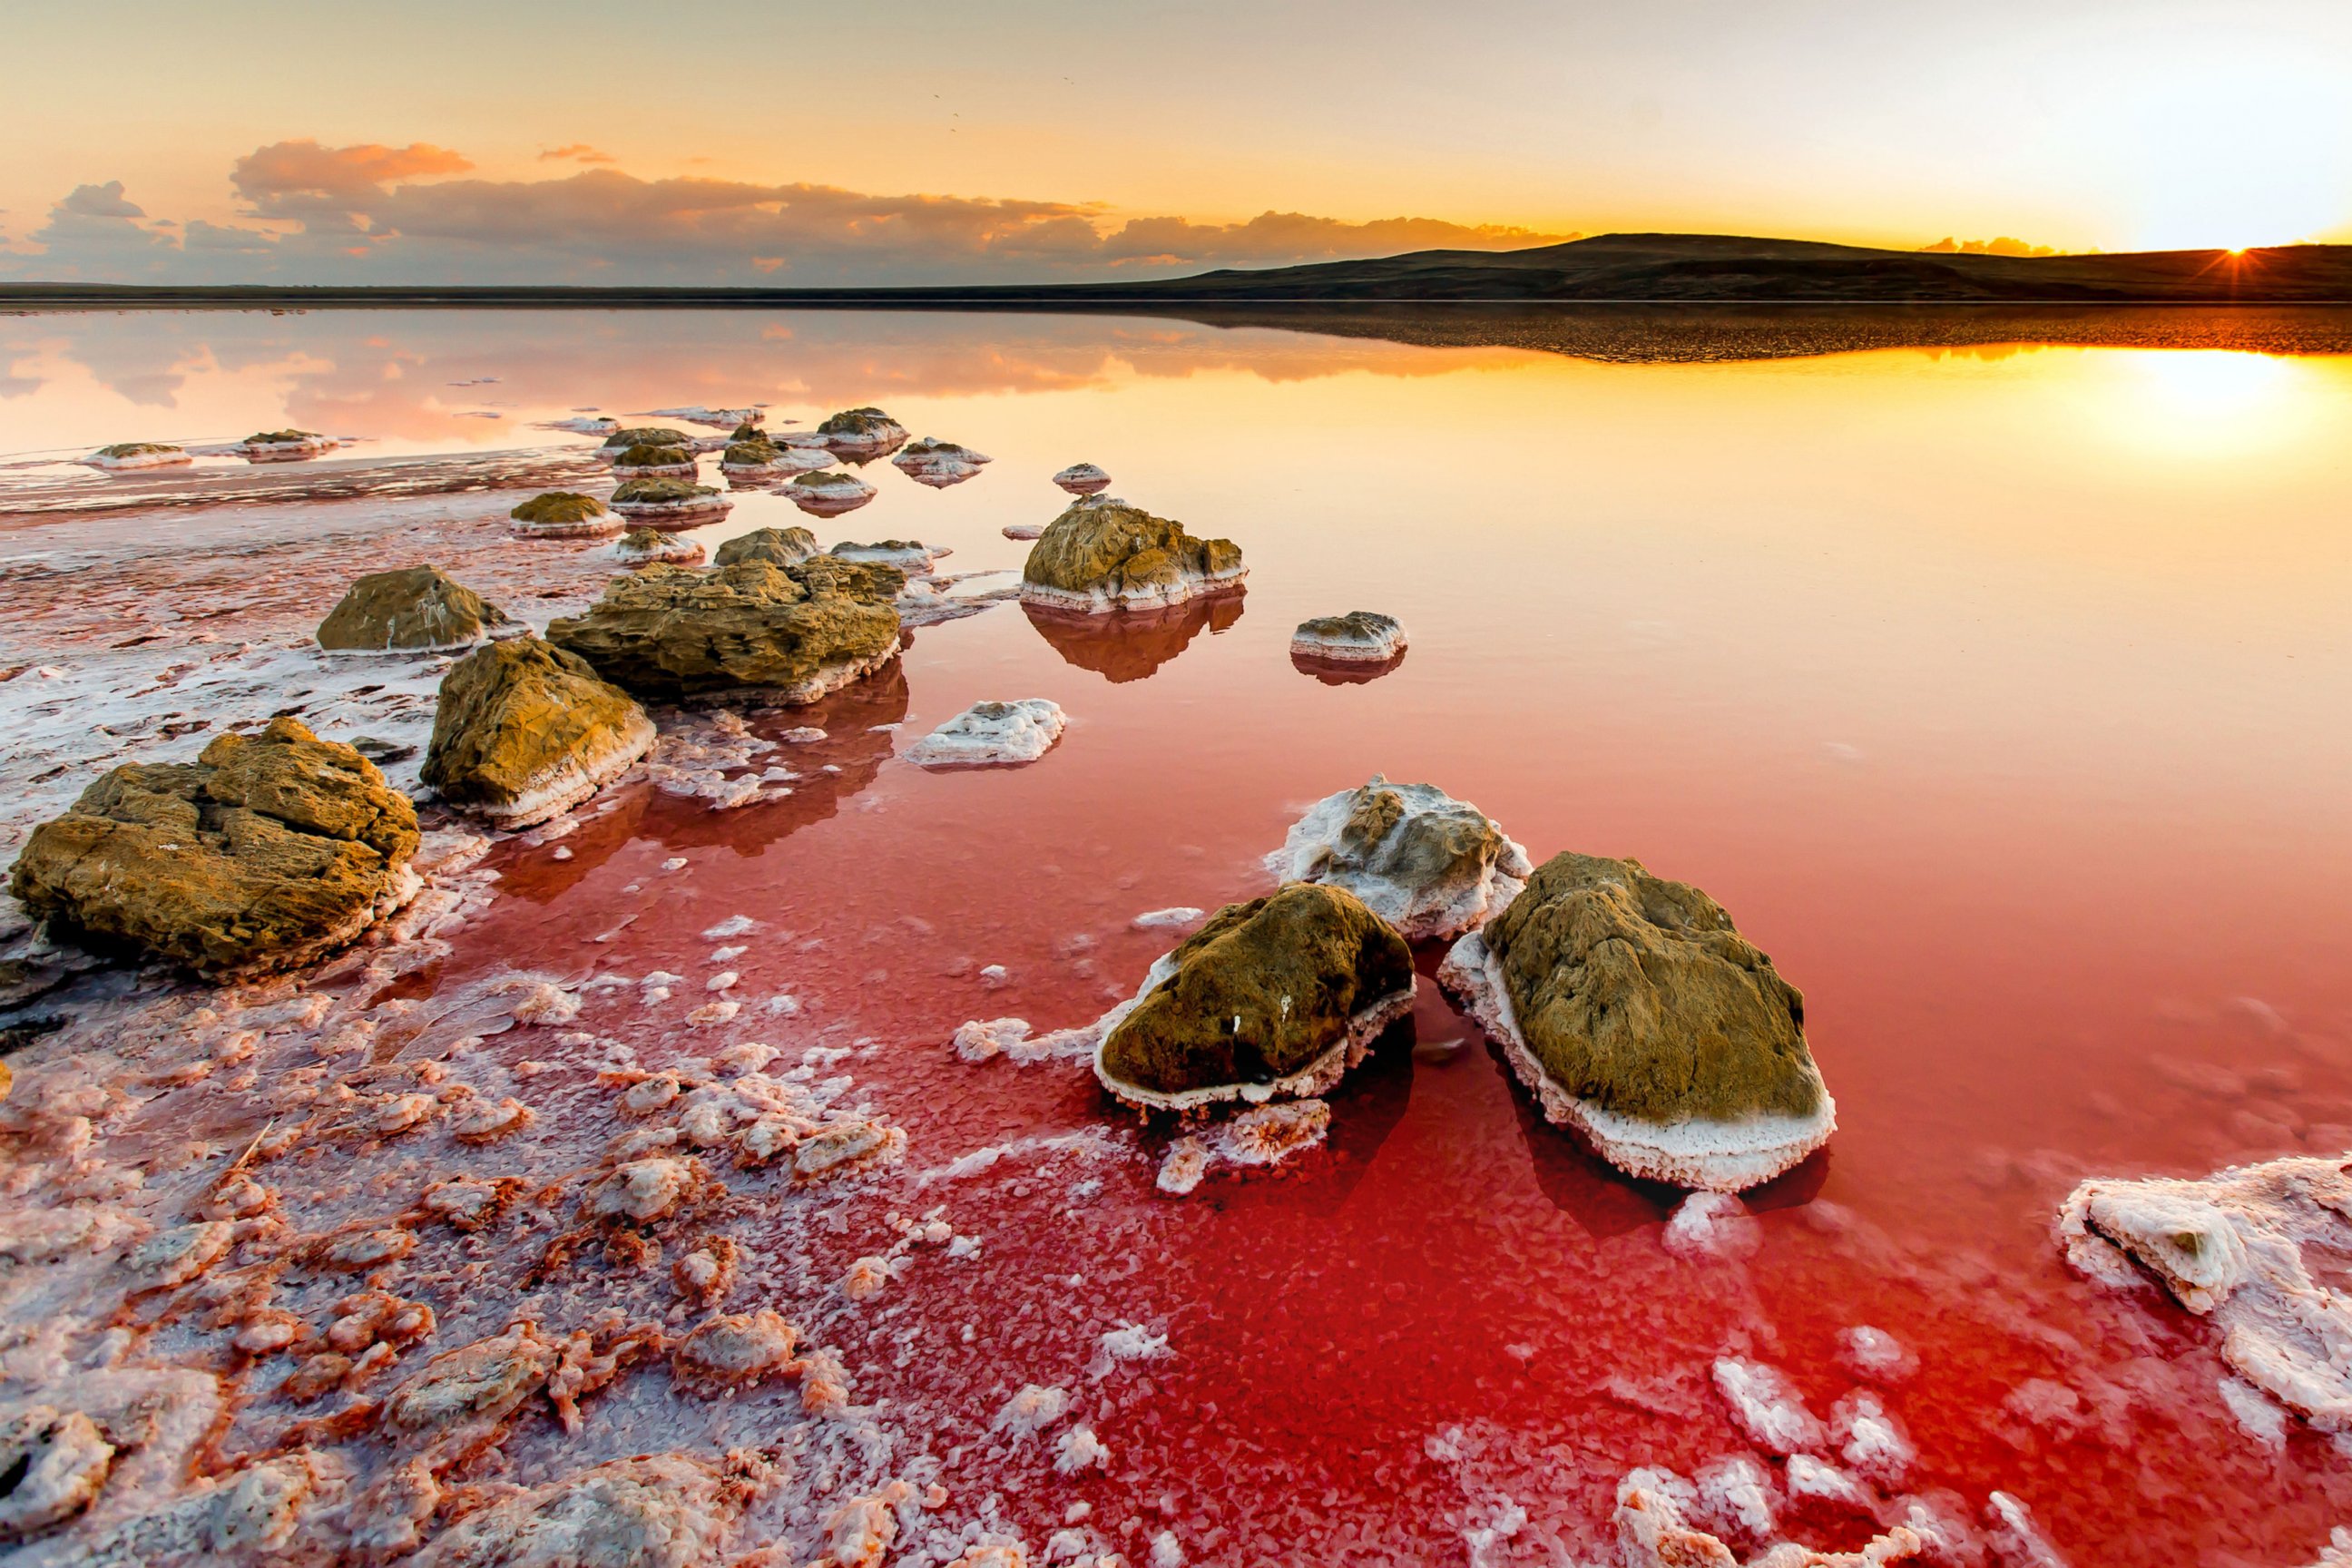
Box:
422;637;656;828
508;491;620;539
1052;462;1112;495
1269;776;1530;942
1020;495;1245;612
409;1453;742;1568
815;407;908;451
904;700;1065;769
599;426;689;452
2060;1152;2352;1436
713;526;819;568
1291;610;1408;662
612;527;704;565
610;478;731;527
9;718;421;975
548;558;902;706
1096;883;1415;1110
315;565;516;655
610;444;699;478
1438;852;1834;1189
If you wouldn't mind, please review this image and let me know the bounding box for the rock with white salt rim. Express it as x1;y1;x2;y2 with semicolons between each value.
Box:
904;700;1067;769
1053;462;1112;495
1270;775;1530;943
1290;610;1408;663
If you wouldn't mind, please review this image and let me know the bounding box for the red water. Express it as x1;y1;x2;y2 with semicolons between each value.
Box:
10;309;2352;1563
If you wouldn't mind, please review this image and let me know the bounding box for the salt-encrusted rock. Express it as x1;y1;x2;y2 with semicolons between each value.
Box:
0;1406;115;1537
892;437;992;486
1021;495;1245;613
816;406;908;453
9;718;421;975
904;700;1065;769
422;637;656;828
651;405;759;429
598;426;690;456
548;557;902;707
610;477;731;528
610;443;699;480
610;527;704;565
235;428;338;461
86;442;191;470
1053;462;1112;495
784;471;877;516
316;565;518;654
719;438;828;479
2059;1152;2352;1434
1269;776;1530;942
1094;883;1415;1112
410;1453;742;1567
510;491;621;540
1291;610;1408;663
830;539;948;572
1437;852;1833;1191
713;526;818;568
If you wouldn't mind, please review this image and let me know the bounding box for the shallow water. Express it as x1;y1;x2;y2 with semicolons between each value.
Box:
5;306;2352;1564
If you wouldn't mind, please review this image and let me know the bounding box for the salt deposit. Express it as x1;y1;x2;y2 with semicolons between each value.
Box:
1269;776;1530;942
905;700;1067;769
1053;463;1112;495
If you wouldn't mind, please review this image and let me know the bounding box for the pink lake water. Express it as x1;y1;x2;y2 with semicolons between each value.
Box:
2;307;2350;1566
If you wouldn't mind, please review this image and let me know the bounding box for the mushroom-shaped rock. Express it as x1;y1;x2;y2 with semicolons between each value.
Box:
9;718;421;975
713;526;818;568
784;471;877;516
599;426;690;456
1291;610;1408;664
316;565;517;655
237;428;338;461
1437;852;1834;1191
510;491;621;540
610;477;731;528
547;558;903;707
87;442;191;470
610;527;705;566
422;637;656;828
1053;462;1112;495
904;700;1065;769
892;438;992;486
1095;883;1416;1112
611;444;699;479
815;406;908;453
718;439;786;477
1020;495;1245;613
1270;776;1530;942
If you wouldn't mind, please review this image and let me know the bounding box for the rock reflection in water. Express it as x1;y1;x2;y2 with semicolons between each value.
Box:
1291;646;1407;684
1022;594;1244;683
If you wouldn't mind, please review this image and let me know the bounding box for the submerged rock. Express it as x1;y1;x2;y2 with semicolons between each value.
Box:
904;700;1066;769
1020;495;1245;613
1438;852;1834;1191
610;477;731;528
1094;883;1415;1112
547;557;902;707
1292;610;1408;663
509;491;621;540
713;526;819;568
1053;462;1112;495
9;718;421;975
830;539;948;572
1269;776;1530;942
785;471;877;516
816;406;909;453
610;527;704;565
2060;1152;2352;1436
422;637;656;828
315;565;517;655
86;442;191;471
892;437;992;486
609;443;699;479
235;428;338;461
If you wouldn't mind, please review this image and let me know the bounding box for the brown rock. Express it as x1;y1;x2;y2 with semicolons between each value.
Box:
422;636;656;828
315;565;514;654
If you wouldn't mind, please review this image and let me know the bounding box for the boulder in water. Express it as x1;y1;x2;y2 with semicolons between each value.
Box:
547;557;902;707
422;636;656;828
829;539;947;572
236;428;338;461
713;526;818;568
1053;462;1112;495
509;491;620;540
904;700;1065;769
892;437;992;486
1437;852;1834;1190
598;426;690;456
815;406;908;454
86;442;190;471
1291;610;1407;663
609;443;699;479
784;471;877;516
1020;495;1244;613
1269;776;1529;942
610;527;705;565
610;477;730;528
315;565;517;655
9;718;421;975
1093;883;1415;1112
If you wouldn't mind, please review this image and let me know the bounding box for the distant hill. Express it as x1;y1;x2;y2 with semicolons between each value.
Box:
6;232;2351;307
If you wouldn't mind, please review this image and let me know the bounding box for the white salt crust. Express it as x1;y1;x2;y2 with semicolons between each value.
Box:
892;441;993;485
1436;930;1837;1191
1289;612;1409;662
1018;562;1248;616
831;541;950;572
510;513;622;541
607;534;705;565
610;495;733;528
903;701;1065;769
786;476;878;516
1053;463;1113;495
84;447;192;471
440;709;656;829
678;635;903;710
720;446;835;479
608;459;701;480
1086;949;1417;1113
1269;778;1531;944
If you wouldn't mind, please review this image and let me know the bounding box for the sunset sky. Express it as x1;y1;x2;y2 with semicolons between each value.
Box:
5;0;2348;284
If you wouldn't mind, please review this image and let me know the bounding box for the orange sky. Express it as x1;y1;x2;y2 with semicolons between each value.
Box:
4;0;2349;282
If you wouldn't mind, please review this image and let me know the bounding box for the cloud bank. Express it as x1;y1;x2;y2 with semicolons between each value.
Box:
1;140;1572;287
